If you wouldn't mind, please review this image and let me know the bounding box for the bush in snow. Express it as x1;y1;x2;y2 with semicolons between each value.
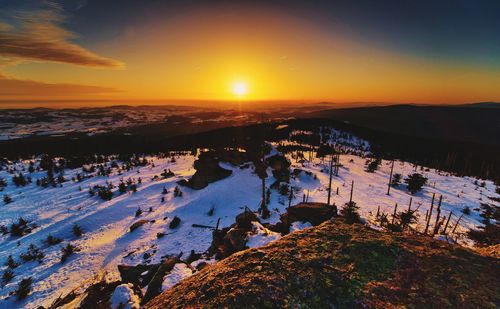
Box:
462;206;471;215
2;269;14;284
10;218;32;237
15;277;32;300
365;158;381;173
173;186;183;197
3;194;12;204
340;201;361;224
12;173;28;187
73;224;84;237
404;173;428;194
5;255;19;269
391;173;402;187
0;178;6;190
20;244;44;263
135;208;142;217
61;243;80;263
44;234;63;246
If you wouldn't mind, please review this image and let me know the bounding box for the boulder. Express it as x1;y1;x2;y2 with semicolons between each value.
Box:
169;216;181;229
224;228;248;252
142;257;182;304
281;203;336;226
179;152;232;190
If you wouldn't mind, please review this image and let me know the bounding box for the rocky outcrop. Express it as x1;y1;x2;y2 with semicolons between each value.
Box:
145;220;500;309
178;151;232;190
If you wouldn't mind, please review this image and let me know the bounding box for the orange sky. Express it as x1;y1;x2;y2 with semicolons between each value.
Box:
1;3;500;105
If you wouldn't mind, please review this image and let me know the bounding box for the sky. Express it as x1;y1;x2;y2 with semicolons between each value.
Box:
1;0;500;106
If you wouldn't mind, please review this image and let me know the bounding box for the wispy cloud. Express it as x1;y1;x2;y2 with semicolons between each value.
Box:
0;2;122;68
0;73;119;97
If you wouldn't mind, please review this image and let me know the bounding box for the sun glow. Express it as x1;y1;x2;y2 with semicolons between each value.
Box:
232;81;248;98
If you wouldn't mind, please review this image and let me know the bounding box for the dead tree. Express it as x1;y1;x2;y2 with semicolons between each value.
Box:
424;193;435;235
432;195;443;235
387;160;395;195
442;211;453;235
392;203;398;225
327;153;334;206
451;213;464;234
349;180;354;203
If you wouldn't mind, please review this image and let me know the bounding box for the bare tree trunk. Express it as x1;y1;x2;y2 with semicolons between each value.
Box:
387;160;394;195
443;211;453;235
424;193;435;235
349;180;354;203
327;153;334;205
392;203;398;225
451;214;464;234
432;195;443;235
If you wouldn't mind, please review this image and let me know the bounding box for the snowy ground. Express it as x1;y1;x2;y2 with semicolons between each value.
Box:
0;132;498;307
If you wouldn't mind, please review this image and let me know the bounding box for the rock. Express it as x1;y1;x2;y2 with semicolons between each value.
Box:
169;216;181;229
224;228;248;252
281;203;336;226
179;152;232;190
235;210;259;229
266;154;291;182
118;264;157;287
142;257;182;303
129;220;148;232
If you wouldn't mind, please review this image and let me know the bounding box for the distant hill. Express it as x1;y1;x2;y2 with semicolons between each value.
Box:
309;104;500;147
146;219;500;308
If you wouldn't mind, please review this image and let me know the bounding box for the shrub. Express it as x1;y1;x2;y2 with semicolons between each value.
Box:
20;244;44;263
72;224;84;237
45;234;63;246
15;277;32;300
10;218;32;237
61;243;80;263
404;173;428;194
207;204;215;216
340;201;361;224
365;158;381;173
135;208;142;217
2;269;14;284
12;173;27;187
391;173;402;187
462;206;471;215
3;194;12;204
174;186;183;197
5;255;19;269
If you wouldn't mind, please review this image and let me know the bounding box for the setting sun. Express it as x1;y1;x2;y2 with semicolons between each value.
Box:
232;82;248;98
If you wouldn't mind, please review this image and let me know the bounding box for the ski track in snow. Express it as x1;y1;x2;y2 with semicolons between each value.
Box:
0;140;498;307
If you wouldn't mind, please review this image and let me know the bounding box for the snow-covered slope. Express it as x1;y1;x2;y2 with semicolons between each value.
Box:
0;133;498;307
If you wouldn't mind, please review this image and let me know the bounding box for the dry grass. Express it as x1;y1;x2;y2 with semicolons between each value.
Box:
146;219;500;309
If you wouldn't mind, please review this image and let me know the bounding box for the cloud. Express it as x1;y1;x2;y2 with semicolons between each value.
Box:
0;3;122;68
0;73;119;97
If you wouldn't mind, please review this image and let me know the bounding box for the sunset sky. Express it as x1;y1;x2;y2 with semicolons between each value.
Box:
1;0;500;106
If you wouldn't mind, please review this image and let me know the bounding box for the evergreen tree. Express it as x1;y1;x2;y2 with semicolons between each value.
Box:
15;277;32;300
391;173;402;187
20;244;44;263
404;173;428;194
3;194;12;204
61;243;79;263
2;269;14;284
5;255;18;269
72;224;84;237
341;201;361;224
365;158;381;173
